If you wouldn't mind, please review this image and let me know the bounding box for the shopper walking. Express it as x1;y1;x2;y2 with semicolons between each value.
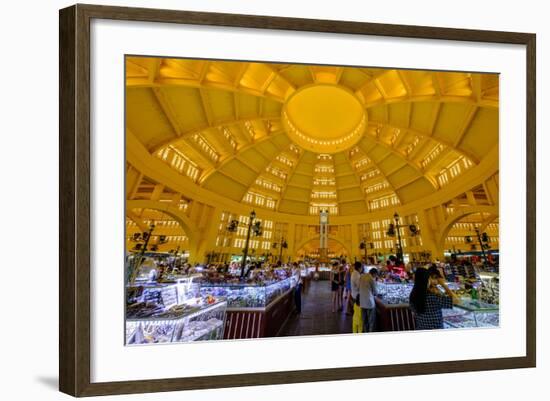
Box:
292;262;303;314
359;268;378;332
338;264;345;311
351;261;362;302
330;262;342;312
352;294;363;333
344;264;352;315
409;267;460;330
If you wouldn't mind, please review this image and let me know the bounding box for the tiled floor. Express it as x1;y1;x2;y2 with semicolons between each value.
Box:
279;280;353;337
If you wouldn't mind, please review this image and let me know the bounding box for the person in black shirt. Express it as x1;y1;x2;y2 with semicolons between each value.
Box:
330;262;343;312
409;267;459;330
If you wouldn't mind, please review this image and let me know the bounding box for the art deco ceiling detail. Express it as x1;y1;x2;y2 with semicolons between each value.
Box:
282;84;366;153
126;57;499;217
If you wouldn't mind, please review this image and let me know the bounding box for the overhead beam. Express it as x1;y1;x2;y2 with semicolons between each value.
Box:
354;70;385;96
198;60;210;83
343;151;376;211
407;137;430;161
396;70;412;98
307;66;317;83
479;214;498;233
127;77;286;103
233;62;249;86
334;67;345;84
152;116;280;153
260;71;278;93
393;174;425;191
360;135;431;185
199;88;215;127
233;92;239;120
431;72;442;98
147;58;161;83
278;151;307;212
362;155;404;207
366;121;480;164
453;105;478;148
151;87;182;137
263;65;296;95
428;102;442;135
471;74;483;102
372;79;388;101
331;158;340;210
392;126;409;149
126;210;149;233
200;132;286;184
363;94;498;109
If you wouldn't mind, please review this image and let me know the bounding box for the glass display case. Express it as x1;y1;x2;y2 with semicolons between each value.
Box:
305;266;332;273
374;281;499;331
306;265;332;280
478;272;499;304
445;282;461;291
375;282;472;306
443;299;499;329
125;276;227;345
199;277;293;309
126;300;226;344
376;282;413;305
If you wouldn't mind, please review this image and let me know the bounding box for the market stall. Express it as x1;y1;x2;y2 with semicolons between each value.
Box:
200;276;296;339
443;299;499;328
307;265;332;280
374;281;498;331
300;267;312;294
125;276;227;345
375;283;415;331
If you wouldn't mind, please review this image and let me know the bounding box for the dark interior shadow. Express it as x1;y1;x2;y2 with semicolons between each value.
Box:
35;376;58;391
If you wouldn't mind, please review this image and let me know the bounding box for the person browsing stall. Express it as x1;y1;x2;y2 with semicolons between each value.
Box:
352;294;363;333
409;267;460;330
330;262;343;312
359;268;378;332
351;261;362;301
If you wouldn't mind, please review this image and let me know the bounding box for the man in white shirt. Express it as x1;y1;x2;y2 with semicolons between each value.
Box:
351;261;362;301
359;268;378;332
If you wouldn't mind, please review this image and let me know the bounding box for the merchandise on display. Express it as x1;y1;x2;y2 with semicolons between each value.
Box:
375;278;499;329
376;283;413;305
125;274;227;345
442;305;499;329
200;276;294;309
478;272;500;304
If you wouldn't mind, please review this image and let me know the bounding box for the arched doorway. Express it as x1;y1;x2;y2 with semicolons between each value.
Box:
436;205;498;255
126;207;192;258
440;211;499;256
294;236;351;261
126;200;201;262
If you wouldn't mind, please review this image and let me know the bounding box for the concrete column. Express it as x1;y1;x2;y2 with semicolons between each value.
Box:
485;176;499;206
418;209;442;259
435;205;446;225
466;191;477;206
195;207;223;264
150;184;165;201
350;222;360;262
171;192;182;206
286;222;296;262
126;166;142;199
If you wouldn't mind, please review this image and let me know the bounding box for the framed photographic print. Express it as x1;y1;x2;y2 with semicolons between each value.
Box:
59;3;536;397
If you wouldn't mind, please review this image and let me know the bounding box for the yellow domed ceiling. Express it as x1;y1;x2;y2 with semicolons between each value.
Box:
282;84;366;153
126;57;499;218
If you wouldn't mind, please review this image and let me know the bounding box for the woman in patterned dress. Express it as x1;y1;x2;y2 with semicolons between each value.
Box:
409;267;460;330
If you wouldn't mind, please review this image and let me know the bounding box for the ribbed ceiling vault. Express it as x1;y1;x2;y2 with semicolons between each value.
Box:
126;57;499;217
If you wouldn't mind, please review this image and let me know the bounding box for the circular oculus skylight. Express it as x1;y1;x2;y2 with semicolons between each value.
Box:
282;84;367;154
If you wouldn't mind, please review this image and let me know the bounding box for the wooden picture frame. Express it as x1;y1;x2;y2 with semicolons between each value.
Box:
59;3;536;397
